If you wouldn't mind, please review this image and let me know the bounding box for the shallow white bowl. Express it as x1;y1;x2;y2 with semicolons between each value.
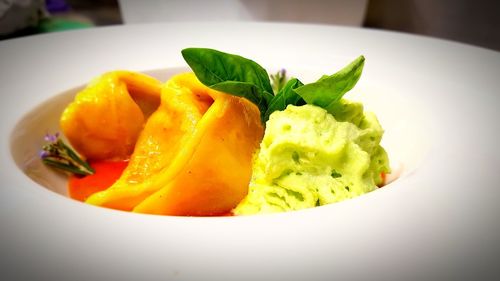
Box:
1;22;499;281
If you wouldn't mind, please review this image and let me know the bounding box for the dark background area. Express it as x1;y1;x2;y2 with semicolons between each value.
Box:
1;0;499;51
364;0;500;51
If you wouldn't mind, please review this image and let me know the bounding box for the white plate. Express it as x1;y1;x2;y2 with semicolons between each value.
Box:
1;22;499;281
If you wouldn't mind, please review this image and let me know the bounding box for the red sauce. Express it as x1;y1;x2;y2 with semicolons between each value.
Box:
378;172;386;187
68;160;128;202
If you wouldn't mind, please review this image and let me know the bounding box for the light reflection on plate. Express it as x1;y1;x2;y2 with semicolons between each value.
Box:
1;22;499;281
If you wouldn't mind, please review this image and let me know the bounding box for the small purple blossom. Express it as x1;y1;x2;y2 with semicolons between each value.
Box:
44;132;60;143
40;132;94;175
39;150;50;159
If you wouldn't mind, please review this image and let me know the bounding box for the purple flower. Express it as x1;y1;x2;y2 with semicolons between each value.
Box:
40;131;94;175
44;132;60;143
39;150;50;159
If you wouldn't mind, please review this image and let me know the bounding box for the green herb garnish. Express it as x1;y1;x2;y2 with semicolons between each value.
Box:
270;69;288;93
183;48;365;124
40;133;94;176
293;55;365;113
181;48;274;122
264;78;305;121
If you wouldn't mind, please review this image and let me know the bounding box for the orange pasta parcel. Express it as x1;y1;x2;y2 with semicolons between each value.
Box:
60;71;162;161
85;73;263;216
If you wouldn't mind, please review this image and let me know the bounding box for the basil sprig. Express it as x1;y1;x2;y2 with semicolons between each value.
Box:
264;78;305;122
182;48;364;124
293;55;365;113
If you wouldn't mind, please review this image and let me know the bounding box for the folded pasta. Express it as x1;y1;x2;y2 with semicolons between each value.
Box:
60;71;162;161
85;73;264;216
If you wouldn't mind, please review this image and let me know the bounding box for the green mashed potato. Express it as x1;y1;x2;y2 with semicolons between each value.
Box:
234;99;390;215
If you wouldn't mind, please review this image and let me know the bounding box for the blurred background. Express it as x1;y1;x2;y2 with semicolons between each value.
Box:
1;0;499;51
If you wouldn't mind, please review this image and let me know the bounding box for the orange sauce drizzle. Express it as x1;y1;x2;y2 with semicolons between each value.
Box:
68;160;128;202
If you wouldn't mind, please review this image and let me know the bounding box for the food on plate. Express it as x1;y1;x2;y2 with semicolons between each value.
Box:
41;48;390;216
234;103;389;215
85;73;263;216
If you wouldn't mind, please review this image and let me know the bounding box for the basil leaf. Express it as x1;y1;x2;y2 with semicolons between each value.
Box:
264;78;305;121
181;47;274;98
294;55;365;110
